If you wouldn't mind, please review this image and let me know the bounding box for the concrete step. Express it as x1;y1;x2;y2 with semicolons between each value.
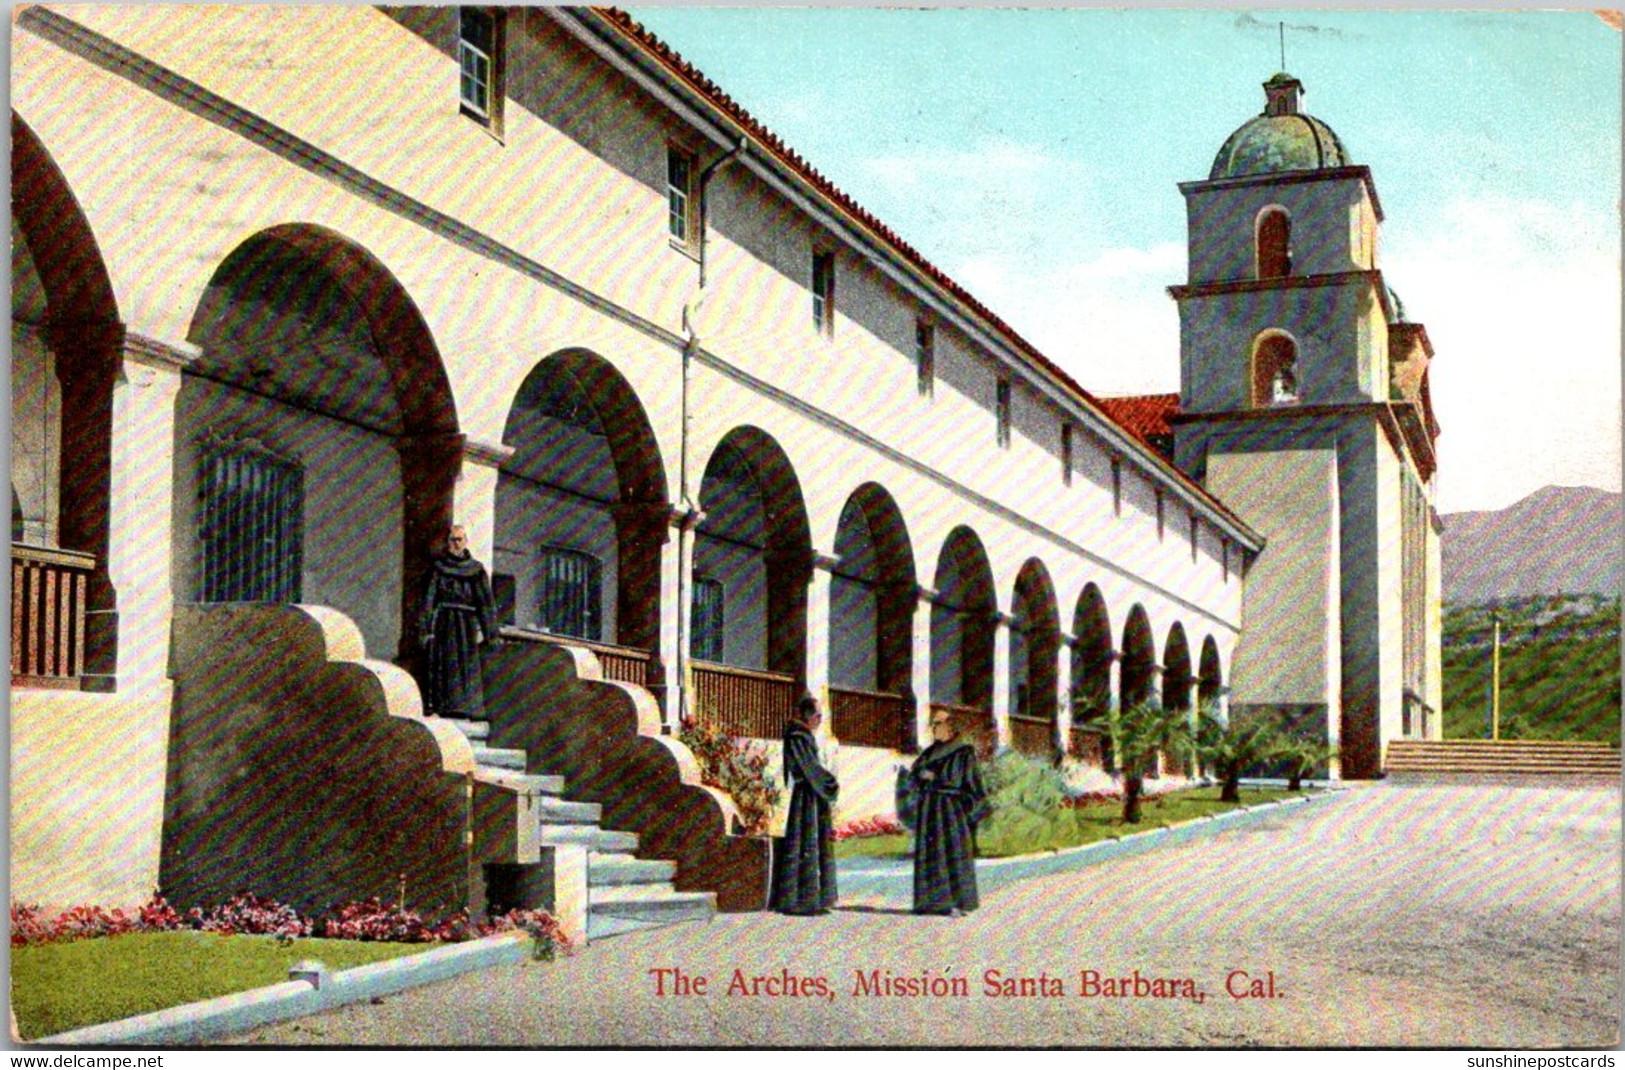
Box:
471;745;527;771
589;884;716;927
539;824;639;853
587;914;676;940
590;853;677;885
472;768;565;796
436;718;490;742
537;798;603;825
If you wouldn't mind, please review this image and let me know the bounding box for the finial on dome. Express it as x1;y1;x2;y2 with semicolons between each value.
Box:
1263;72;1304;117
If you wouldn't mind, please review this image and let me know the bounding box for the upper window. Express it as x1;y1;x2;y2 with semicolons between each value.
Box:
812;252;836;335
1256;207;1292;279
915;319;935;396
691;575;725;662
199;442;303;604
668;146;696;247
996;378;1011;447
1251;332;1300;407
459;8;504;132
1155;487;1165;541
1061;423;1074;485
537;546;601;642
1111;457;1122;516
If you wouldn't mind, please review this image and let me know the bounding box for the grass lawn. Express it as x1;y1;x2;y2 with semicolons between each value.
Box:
835;786;1292;860
12;932;432;1039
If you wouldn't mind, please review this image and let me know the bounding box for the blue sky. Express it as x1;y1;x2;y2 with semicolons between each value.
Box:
628;8;1622;513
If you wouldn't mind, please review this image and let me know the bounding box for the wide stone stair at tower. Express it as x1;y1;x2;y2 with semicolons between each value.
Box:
1386;739;1621;778
443;715;716;940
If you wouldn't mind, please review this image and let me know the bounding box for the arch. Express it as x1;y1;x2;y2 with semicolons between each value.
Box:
1162;623;1193;713
13;112;123;682
181;224;459;664
1251;329;1299;408
1120;604;1157;709
496;349;670;698
1256;205;1292;279
1198;635;1224;713
929;526;996;717
828;483;917;750
1009;558;1061;758
695;426;812;681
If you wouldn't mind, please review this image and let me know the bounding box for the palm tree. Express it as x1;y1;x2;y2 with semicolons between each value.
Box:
1277;737;1339;791
1196;711;1286;803
1108;700;1194;824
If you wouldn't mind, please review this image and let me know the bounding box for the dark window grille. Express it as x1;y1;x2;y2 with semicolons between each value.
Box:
691;576;725;662
538;547;601;641
492;572;517;626
199;444;303;604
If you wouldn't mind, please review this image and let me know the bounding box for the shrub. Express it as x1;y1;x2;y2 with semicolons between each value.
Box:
678;717;783;835
977;749;1069;849
832;815;907;841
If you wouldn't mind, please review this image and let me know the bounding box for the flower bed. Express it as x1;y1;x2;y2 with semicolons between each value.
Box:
12;894;571;957
833;815;907;841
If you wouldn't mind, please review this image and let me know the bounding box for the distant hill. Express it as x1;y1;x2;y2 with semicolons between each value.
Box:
1442;485;1621;603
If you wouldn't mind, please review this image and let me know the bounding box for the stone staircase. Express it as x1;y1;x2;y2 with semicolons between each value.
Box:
1387;738;1621;779
440;716;716;940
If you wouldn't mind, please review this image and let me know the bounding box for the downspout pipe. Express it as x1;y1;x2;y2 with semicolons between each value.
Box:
676;135;748;730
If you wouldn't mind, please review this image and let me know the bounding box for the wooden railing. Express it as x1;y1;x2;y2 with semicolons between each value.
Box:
499;627;653;689
12;544;95;689
929;701;996;759
830;685;914;752
1009;714;1057;758
1069;725;1109;768
693;661;797;740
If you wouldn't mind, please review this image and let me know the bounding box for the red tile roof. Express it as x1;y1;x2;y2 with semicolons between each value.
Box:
585;9;1255;544
1095;394;1183;448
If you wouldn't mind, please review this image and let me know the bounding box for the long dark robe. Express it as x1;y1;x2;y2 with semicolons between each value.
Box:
771;721;839;914
418;551;498;719
908;739;987;914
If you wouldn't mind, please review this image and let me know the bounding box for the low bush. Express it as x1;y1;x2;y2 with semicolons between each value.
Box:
679;717;783;835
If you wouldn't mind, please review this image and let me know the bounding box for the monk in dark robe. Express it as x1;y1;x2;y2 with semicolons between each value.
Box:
907;709;988;916
418;526;499;719
772;694;839;915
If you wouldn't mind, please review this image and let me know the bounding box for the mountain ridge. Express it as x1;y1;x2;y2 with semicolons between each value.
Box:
1441;485;1621;604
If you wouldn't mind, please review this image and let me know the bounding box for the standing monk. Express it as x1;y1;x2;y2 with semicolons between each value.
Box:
907;710;988;916
419;526;499;719
772;694;839;915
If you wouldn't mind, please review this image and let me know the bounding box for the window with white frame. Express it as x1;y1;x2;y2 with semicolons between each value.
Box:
537;546;601;641
812;252;835;335
691;575;725;662
198;442;303;604
459;8;503;131
668;145;696;246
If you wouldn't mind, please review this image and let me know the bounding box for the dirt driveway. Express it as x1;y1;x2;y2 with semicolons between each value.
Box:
231;780;1621;1047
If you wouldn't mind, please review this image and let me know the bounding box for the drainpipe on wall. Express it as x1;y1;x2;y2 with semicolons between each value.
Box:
675;136;748;730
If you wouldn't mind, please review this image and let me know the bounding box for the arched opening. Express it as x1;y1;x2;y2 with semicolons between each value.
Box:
1256;206;1292;279
495;350;669;700
1251;331;1299;407
1120;605;1157;710
12;112;123;687
1161;623;1195;775
1069;583;1114;766
180;225;458;665
692;427;811;739
828;484;917;752
1009;558;1060;759
1198;635;1224;714
929;526;997;754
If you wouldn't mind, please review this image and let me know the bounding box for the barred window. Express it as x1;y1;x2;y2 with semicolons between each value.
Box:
691;575;725;662
538;547;601;641
199;443;303;604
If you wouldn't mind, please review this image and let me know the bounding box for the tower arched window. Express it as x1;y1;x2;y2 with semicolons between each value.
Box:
1251;332;1300;407
1256;207;1292;279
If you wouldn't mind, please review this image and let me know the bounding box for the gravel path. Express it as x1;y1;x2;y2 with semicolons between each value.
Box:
231;781;1621;1047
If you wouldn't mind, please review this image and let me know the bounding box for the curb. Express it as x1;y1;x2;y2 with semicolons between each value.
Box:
31;931;534;1047
838;790;1346;899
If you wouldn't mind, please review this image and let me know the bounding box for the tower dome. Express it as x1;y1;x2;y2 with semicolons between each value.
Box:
1209;73;1351;180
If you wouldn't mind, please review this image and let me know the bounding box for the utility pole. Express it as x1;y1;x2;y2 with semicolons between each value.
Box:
1490;612;1502;741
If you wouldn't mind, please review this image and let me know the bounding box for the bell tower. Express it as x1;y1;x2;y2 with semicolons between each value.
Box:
1168;74;1442;778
